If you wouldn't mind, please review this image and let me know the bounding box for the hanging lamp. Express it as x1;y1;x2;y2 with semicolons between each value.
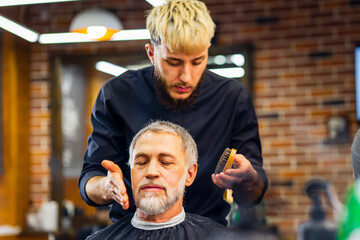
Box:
69;8;123;41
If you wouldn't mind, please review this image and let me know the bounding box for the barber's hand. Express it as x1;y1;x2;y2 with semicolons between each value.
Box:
101;160;129;210
211;154;259;190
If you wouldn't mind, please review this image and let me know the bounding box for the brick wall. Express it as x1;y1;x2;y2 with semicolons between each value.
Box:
2;0;359;239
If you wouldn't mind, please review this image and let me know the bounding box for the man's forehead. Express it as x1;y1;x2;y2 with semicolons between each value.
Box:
134;130;186;160
136;130;182;147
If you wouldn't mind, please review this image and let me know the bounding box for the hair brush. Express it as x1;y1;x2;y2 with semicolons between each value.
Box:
214;148;237;203
214;148;237;174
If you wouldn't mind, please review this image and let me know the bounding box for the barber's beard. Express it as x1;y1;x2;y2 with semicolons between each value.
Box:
135;172;187;216
153;69;203;112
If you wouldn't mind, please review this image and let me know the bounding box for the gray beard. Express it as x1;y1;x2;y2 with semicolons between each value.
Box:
153;69;203;112
135;172;187;216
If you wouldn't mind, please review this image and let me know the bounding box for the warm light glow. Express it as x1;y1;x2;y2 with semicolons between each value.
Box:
111;29;150;41
39;29;150;44
39;32;94;44
0;0;80;7
95;61;127;76
0;15;38;42
214;55;227;65
209;67;245;78
230;54;245;66
69;8;122;41
87;26;107;39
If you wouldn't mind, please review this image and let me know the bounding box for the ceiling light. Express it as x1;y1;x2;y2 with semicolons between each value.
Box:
209;67;245;78
111;29;150;41
213;55;227;65
39;32;93;44
230;54;245;66
39;29;150;44
69;8;123;41
145;0;166;7
0;15;38;42
0;0;80;7
95;61;127;76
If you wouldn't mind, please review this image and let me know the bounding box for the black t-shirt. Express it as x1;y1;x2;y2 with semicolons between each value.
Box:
79;66;268;225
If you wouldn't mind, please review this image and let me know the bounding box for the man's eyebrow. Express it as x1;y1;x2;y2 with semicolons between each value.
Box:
158;153;176;159
134;152;176;159
134;152;149;159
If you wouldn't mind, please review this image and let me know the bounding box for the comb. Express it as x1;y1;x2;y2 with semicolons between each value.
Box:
214;148;237;174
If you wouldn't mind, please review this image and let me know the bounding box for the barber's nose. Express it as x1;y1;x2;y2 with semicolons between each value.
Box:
180;64;192;83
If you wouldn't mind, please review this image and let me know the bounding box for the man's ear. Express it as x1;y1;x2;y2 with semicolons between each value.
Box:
145;43;155;64
185;163;198;187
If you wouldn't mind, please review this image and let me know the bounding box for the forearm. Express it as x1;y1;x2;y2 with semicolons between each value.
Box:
233;172;265;207
85;176;114;205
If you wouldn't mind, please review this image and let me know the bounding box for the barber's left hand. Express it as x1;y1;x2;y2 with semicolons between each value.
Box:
211;154;259;189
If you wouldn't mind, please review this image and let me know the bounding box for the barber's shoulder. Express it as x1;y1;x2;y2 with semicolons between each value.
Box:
205;69;245;90
102;66;153;92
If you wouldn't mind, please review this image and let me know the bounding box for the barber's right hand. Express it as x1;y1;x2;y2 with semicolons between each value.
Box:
101;160;129;210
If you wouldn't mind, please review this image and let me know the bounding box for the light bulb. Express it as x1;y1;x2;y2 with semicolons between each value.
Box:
86;26;107;40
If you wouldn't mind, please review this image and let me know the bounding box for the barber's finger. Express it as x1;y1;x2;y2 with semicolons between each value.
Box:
114;192;130;210
232;154;247;168
216;172;239;189
108;172;127;197
122;195;129;210
211;174;228;188
103;160;127;196
102;160;121;173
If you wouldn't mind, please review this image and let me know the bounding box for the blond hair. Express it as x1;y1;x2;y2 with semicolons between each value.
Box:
146;0;216;54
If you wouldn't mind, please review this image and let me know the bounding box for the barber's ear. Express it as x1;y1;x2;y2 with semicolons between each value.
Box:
145;43;155;64
185;163;198;187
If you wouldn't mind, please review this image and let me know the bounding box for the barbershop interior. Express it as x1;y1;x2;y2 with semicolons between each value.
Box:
1;0;360;239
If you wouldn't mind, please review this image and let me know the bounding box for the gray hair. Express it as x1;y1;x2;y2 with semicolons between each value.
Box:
129;121;198;169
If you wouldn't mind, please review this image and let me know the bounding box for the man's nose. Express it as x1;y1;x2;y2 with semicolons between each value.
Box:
145;160;160;178
179;64;192;83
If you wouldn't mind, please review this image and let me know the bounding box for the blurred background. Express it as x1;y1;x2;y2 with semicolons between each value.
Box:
0;0;359;239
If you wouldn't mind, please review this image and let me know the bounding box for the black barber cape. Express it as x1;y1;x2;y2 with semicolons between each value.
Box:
86;212;235;240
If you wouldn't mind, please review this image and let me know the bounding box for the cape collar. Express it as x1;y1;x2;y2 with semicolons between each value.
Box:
131;208;185;230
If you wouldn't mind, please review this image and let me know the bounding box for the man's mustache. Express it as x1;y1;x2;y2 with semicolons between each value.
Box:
137;179;168;194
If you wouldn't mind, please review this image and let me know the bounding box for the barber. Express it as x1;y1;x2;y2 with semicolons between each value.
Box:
79;0;268;226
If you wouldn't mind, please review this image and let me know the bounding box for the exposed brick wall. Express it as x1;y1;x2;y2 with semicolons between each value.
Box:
1;0;359;238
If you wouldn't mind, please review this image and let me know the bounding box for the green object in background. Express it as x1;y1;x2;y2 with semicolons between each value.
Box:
337;181;360;240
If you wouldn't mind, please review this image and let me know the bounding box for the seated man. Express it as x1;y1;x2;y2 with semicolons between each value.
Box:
86;121;234;239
